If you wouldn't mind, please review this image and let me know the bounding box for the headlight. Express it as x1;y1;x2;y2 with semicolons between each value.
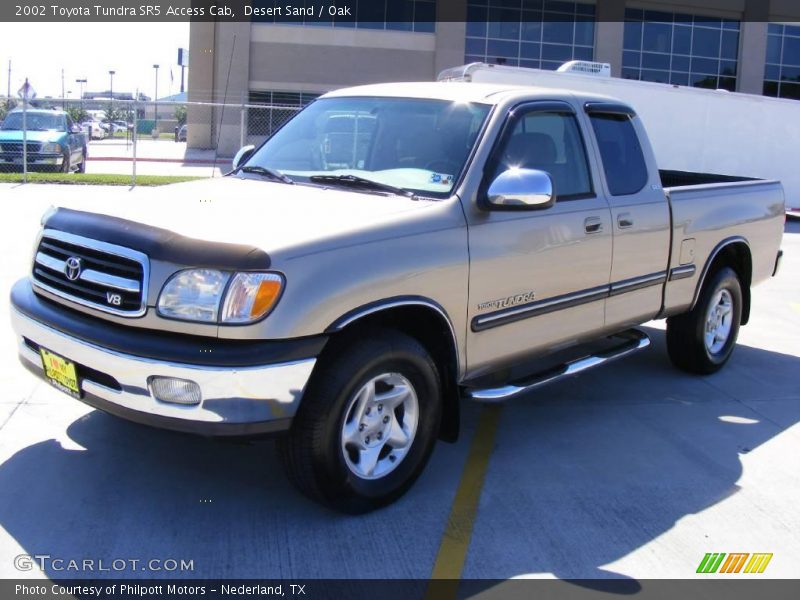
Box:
41;142;62;153
221;272;284;323
157;269;284;324
157;269;230;322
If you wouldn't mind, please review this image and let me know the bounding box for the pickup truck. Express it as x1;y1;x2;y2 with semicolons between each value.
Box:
9;83;784;513
0;108;87;172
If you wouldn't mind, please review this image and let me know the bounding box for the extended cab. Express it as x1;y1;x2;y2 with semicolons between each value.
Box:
9;83;784;512
0;108;87;172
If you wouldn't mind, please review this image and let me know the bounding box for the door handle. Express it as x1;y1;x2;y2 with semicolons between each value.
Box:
584;217;603;234
617;213;634;228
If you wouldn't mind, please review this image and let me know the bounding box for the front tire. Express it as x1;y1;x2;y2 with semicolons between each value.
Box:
60;150;71;173
77;147;87;173
666;266;743;374
277;329;442;513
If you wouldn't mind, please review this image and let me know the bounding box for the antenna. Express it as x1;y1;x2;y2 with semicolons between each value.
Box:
212;33;236;178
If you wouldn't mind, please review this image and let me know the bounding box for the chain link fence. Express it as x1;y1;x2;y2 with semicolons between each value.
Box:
0;97;302;185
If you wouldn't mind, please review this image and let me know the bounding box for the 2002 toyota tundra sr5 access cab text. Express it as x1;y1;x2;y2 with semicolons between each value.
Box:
10;82;784;512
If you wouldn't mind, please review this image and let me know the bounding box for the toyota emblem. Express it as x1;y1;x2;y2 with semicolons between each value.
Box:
64;257;82;281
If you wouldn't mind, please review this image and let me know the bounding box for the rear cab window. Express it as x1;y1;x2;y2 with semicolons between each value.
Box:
588;113;649;196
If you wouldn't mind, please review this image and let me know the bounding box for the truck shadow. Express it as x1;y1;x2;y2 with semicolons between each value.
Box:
0;328;797;584
462;326;800;588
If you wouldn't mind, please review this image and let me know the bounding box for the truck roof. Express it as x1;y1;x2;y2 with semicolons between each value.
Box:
9;108;68;116
322;81;622;107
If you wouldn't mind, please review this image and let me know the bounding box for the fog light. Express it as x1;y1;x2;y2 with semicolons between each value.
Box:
148;376;202;405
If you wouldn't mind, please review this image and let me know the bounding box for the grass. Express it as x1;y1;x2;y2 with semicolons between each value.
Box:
0;172;204;186
108;131;176;140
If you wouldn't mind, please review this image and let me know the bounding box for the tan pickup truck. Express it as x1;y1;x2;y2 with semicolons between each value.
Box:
10;82;784;512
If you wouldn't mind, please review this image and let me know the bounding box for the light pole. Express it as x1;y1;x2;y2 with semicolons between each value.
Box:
108;70;115;117
75;78;87;110
153;64;159;131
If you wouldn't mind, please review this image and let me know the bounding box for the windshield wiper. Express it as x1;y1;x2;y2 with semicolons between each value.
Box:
309;174;415;198
238;165;294;184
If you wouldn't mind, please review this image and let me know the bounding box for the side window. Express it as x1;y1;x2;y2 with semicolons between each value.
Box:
493;111;593;199
589;114;649;196
65;115;74;132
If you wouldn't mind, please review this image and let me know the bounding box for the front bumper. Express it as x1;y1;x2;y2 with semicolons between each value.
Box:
10;280;321;437
0;153;63;167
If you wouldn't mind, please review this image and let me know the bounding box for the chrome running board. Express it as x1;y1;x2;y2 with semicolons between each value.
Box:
464;329;650;403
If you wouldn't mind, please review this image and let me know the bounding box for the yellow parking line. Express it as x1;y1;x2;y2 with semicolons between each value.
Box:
428;404;503;591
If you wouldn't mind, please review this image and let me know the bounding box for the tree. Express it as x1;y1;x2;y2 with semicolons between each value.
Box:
0;99;17;121
66;106;89;124
103;103;127;124
174;104;187;126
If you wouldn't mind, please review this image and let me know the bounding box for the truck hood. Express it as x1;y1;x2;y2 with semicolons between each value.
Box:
52;176;444;257
0;130;65;143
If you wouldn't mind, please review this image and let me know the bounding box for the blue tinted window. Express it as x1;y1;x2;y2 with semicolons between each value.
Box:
252;0;436;32
589;113;648;196
721;31;739;60
624;21;642;50
641;69;669;83
574;19;594;45
543;21;574;44
670;72;689;85
520;42;541;59
671;55;690;71
465;1;595;70
488;39;520;56
643;22;671;52
784;36;800;66
622;68;640;80
692;28;721;58
766;35;782;63
542;43;574;61
672;26;692;54
764;23;800;99
623;11;738;91
642;52;670;70
623;50;640;68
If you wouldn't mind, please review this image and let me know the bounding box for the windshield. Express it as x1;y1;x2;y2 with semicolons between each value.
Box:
244;97;491;196
1;112;67;131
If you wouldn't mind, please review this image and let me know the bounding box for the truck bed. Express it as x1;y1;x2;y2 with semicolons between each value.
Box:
659;169;757;188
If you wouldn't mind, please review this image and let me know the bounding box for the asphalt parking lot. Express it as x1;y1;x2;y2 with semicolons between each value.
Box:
0;183;798;584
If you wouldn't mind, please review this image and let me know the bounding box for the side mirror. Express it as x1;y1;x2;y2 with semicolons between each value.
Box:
232;145;255;171
484;168;555;210
70;125;82;134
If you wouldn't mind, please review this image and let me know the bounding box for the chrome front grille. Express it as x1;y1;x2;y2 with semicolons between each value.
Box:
31;229;149;317
0;142;43;153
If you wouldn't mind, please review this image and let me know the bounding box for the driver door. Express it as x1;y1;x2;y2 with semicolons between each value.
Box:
465;101;613;378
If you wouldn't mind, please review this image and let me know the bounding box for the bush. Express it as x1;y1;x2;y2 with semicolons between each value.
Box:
174;105;187;126
66;106;89;124
1;99;18;121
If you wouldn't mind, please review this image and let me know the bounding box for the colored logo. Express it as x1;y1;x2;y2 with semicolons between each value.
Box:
696;553;773;574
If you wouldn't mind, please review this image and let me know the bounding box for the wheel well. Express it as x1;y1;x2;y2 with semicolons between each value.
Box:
329;305;461;443
702;241;753;325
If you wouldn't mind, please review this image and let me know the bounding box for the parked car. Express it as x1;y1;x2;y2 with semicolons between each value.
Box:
9;82;784;513
0;108;87;172
81;120;106;140
102;121;127;134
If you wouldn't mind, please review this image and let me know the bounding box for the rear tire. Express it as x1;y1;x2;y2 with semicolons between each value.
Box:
666;266;742;374
277;329;442;513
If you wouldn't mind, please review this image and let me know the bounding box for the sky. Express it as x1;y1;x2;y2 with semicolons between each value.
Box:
0;22;190;100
